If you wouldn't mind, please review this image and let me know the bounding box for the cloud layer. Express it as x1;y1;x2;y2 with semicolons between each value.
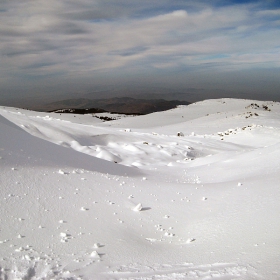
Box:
0;0;280;101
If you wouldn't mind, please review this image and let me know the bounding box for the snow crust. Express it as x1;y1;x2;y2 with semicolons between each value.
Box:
0;98;280;279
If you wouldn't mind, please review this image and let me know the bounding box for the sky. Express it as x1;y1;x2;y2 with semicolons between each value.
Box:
1;0;280;107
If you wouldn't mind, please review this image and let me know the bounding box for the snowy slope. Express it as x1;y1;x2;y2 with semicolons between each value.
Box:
0;98;280;280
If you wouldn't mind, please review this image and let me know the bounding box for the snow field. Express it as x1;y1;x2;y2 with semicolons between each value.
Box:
0;98;280;279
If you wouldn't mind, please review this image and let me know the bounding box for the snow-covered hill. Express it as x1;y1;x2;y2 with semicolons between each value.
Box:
0;98;280;279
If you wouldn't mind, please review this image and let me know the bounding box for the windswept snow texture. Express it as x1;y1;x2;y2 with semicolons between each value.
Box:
0;98;280;280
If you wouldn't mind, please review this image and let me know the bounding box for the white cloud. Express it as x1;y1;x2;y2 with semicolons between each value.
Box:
257;9;280;17
0;0;280;83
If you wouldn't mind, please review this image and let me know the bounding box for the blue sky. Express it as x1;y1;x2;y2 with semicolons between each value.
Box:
1;0;280;106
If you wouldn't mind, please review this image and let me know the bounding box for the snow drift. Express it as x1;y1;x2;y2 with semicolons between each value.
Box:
0;98;280;279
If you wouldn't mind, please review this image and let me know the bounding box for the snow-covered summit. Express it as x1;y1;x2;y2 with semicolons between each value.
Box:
0;98;280;279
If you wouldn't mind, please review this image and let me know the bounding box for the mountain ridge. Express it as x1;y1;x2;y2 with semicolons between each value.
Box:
41;97;190;114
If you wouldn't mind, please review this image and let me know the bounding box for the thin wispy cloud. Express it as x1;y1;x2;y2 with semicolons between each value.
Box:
0;0;280;102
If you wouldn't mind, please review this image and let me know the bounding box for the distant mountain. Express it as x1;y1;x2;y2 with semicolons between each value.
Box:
51;108;107;114
44;97;190;114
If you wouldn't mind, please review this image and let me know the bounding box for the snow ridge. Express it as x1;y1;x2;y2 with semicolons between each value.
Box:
0;98;280;279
